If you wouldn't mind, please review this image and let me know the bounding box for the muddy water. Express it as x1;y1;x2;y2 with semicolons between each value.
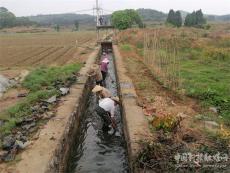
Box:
67;53;129;173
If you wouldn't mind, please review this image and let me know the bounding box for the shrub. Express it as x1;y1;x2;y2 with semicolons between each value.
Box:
152;115;181;132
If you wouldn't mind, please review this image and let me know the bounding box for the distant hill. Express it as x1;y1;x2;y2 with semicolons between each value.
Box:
26;9;230;29
28;13;96;29
205;14;230;22
137;8;167;22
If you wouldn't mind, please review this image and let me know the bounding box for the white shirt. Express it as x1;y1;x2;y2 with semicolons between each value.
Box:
99;98;115;117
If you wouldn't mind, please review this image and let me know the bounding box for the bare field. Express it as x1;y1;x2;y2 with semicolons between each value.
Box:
0;31;96;67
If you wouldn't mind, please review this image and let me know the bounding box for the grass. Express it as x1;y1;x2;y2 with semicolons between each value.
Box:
180;48;230;124
121;44;132;51
0;63;82;136
119;26;230;125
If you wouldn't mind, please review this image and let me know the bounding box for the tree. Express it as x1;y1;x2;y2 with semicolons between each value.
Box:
166;9;182;27
74;20;79;31
111;9;143;30
167;9;175;24
175;11;182;27
184;10;206;27
125;9;144;28
0;7;16;29
196;9;206;25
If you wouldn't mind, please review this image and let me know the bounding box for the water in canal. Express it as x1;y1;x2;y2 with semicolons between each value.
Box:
67;52;130;173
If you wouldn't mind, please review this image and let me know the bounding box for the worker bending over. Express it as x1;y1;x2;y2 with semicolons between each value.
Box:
95;96;120;132
92;85;111;99
87;64;103;86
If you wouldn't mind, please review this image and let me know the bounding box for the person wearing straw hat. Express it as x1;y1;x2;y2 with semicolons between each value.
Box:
95;96;120;132
92;85;112;99
87;64;103;86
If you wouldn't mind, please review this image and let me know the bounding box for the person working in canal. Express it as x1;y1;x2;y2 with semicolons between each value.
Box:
95;96;120;132
87;64;103;86
100;52;109;82
92;85;112;99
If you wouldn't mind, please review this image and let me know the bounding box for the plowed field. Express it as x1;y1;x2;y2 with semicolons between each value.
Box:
0;31;96;67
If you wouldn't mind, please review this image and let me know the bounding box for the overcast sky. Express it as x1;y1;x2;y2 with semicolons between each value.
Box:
0;0;229;16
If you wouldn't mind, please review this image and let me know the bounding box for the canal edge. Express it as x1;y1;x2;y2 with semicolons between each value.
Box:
113;45;152;173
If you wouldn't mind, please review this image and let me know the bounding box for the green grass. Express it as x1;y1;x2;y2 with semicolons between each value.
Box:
0;63;82;136
180;48;230;124
121;44;132;51
22;64;82;91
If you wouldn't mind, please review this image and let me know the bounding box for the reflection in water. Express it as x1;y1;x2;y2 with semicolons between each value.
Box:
67;53;129;173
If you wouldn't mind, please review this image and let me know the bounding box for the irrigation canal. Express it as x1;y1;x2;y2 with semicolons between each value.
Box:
66;47;130;173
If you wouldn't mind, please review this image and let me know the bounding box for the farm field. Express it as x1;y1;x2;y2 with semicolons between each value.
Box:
118;23;230;124
0;31;96;68
117;23;230;172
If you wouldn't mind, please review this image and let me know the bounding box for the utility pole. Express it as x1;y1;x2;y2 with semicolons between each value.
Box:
96;0;100;42
96;0;99;26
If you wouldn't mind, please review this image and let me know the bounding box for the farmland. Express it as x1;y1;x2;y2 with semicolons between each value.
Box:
118;23;230;123
0;31;96;67
117;23;230;172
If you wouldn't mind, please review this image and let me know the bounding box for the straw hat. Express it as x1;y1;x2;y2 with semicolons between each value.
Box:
87;64;99;77
92;85;103;93
111;96;120;103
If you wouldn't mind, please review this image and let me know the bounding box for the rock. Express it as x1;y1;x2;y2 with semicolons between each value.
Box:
20;136;27;143
0;75;11;97
59;88;70;95
3;146;17;162
23;117;35;123
46;95;57;104
22;122;36;130
15;140;30;150
2;136;15;150
15;132;27;143
31;105;40;112
209;107;218;113
43;112;55;119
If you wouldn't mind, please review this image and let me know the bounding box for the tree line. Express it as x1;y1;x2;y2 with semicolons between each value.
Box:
166;9;206;27
111;9;206;30
0;7;36;29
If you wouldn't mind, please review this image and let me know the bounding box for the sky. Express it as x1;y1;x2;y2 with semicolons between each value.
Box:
0;0;229;17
